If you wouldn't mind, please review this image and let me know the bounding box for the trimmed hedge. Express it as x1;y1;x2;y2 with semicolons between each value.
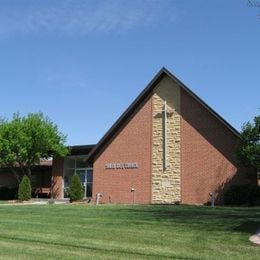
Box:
18;175;32;201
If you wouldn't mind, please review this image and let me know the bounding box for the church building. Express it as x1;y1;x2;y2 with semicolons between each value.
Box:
51;68;255;204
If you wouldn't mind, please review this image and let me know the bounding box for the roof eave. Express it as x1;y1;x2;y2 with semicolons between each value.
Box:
86;68;168;161
162;68;241;137
87;67;241;161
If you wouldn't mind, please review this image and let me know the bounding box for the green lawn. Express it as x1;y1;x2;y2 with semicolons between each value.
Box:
0;204;259;259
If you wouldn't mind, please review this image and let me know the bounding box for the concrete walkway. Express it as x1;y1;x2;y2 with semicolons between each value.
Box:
0;199;69;206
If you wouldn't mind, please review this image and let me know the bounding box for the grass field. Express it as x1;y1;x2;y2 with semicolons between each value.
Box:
0;204;259;259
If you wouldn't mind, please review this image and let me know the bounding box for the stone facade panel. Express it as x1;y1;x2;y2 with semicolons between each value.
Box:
152;75;181;203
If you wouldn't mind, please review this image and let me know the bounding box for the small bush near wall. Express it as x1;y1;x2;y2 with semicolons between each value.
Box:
68;175;83;202
18;175;32;201
224;184;259;206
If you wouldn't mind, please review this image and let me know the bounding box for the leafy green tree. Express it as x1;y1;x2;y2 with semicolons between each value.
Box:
0;113;69;181
68;174;84;202
237;115;260;171
18;175;32;201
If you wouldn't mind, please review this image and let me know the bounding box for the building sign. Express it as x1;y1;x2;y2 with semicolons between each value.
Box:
105;162;138;169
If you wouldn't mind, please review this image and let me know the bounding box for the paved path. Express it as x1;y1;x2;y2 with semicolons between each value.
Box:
0;201;67;206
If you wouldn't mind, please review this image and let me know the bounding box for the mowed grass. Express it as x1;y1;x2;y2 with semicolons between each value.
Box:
0;204;259;259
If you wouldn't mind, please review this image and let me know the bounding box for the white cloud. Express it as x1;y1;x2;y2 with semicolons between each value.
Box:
0;0;175;36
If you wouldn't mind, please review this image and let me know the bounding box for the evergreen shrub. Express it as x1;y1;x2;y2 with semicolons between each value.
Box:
18;175;32;201
68;174;83;202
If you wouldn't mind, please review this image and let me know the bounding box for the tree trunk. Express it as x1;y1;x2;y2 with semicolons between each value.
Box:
27;167;32;178
10;167;21;183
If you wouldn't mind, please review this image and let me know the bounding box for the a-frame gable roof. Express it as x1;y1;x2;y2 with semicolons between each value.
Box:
87;67;240;161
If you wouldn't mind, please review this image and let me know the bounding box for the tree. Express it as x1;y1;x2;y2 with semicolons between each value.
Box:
18;175;32;201
237;115;260;171
68;174;83;202
0;113;69;181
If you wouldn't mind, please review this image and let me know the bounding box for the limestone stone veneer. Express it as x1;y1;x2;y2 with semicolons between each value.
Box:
152;75;181;203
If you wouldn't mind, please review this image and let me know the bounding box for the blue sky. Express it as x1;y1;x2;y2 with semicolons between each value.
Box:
0;0;259;145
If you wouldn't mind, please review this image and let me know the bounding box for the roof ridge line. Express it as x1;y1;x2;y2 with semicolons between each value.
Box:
87;68;241;161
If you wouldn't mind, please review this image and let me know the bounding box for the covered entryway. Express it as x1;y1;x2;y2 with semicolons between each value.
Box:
63;156;93;199
75;168;93;198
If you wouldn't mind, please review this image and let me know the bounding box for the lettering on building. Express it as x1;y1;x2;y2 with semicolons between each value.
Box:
105;162;138;170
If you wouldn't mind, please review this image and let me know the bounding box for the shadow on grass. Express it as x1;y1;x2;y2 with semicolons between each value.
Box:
113;205;260;234
234;221;260;234
0;234;199;260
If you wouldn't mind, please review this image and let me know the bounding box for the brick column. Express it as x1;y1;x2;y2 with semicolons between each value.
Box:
51;157;64;199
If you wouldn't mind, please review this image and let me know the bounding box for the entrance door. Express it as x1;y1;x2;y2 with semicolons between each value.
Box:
76;168;93;198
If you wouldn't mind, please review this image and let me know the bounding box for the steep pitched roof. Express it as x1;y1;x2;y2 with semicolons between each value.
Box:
87;67;240;161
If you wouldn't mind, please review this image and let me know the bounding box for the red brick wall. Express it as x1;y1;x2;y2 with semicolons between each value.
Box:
181;90;255;204
93;96;152;204
51;157;64;199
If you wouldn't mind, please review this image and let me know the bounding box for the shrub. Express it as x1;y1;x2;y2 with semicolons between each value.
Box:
68;174;83;202
18;175;32;201
224;184;259;206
